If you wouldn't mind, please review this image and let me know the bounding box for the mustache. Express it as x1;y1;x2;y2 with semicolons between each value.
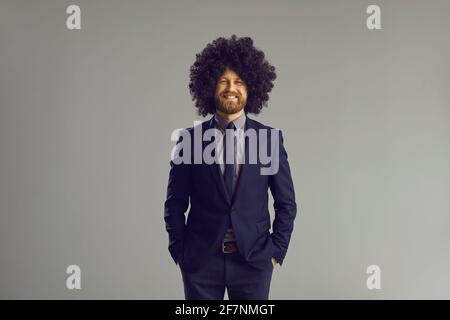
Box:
221;92;240;97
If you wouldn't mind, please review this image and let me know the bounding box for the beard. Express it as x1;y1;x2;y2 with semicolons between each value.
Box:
214;94;247;115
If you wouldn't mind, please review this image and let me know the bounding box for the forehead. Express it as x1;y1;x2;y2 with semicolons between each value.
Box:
218;68;243;80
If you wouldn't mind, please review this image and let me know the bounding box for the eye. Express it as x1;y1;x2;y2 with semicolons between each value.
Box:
235;81;244;86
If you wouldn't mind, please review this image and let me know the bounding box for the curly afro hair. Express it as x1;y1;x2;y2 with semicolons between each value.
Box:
189;35;276;117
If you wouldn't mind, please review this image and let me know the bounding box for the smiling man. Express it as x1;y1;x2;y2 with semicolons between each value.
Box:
164;35;297;300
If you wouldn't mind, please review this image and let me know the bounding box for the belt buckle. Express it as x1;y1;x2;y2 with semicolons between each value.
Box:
222;241;235;254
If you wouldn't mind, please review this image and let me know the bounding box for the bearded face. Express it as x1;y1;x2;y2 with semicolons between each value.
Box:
214;68;248;115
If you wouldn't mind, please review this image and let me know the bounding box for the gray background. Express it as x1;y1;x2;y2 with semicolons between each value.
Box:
1;0;449;299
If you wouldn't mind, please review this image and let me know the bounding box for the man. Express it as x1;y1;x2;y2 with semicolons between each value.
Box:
164;35;297;300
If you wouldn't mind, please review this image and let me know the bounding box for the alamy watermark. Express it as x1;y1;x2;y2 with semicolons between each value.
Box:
66;265;81;290
366;265;381;290
170;121;281;175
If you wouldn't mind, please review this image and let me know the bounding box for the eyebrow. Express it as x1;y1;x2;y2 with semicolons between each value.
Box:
219;77;244;81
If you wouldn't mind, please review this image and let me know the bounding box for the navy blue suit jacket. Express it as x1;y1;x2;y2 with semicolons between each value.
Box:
164;116;297;272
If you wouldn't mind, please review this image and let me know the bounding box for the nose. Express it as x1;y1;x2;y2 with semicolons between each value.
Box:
226;82;237;92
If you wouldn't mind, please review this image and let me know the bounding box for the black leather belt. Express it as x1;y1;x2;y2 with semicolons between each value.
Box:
222;241;237;253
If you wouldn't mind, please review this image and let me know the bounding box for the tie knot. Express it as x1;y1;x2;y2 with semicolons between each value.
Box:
226;122;236;131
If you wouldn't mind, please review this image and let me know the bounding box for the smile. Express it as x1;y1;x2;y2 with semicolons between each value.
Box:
223;95;238;101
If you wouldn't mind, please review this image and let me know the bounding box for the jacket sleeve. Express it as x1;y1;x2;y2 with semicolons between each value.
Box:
164;136;191;265
269;130;297;266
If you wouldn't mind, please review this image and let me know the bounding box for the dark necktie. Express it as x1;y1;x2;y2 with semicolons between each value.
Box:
223;122;236;199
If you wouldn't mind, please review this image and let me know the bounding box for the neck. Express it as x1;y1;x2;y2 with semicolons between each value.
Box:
216;109;244;122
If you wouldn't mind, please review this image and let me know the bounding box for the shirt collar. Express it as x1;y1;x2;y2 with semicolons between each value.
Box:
214;112;246;131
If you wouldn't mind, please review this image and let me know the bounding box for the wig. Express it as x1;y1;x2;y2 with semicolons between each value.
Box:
189;35;276;116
